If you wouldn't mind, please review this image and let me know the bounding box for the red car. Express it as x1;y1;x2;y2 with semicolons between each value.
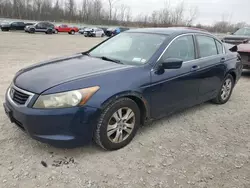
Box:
55;24;79;35
222;27;250;69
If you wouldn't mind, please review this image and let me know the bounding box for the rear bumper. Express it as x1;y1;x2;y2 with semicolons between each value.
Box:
3;93;101;148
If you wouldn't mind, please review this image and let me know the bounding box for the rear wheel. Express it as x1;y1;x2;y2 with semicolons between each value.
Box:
54;29;58;34
94;98;140;150
212;74;234;104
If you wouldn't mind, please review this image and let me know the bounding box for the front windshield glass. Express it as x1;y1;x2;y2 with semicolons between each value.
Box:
234;28;250;36
89;32;167;65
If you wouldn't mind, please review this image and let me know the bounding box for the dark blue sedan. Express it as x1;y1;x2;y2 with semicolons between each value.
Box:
3;28;242;150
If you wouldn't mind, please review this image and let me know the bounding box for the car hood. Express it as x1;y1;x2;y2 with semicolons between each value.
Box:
25;25;33;28
223;35;250;45
1;23;10;26
14;54;133;94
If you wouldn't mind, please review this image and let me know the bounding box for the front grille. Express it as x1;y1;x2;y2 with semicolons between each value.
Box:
10;87;30;105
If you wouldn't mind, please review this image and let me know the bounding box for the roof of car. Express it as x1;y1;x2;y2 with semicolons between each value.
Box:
127;27;209;35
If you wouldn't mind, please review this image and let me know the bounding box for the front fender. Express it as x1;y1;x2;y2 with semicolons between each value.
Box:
101;90;149;112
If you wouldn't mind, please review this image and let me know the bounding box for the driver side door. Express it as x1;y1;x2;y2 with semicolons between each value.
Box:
150;34;202;118
35;23;45;32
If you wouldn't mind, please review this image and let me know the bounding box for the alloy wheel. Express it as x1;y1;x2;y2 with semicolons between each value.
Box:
107;107;135;143
221;78;232;101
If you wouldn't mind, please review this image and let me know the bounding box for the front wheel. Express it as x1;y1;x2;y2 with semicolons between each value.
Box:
212;74;234;104
94;98;140;150
70;30;75;35
29;28;35;33
46;29;53;34
1;28;9;31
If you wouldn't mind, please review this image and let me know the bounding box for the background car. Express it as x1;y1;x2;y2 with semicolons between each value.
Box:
105;27;130;37
25;22;55;34
78;27;88;34
55;24;79;34
83;28;105;37
222;27;250;69
1;21;26;31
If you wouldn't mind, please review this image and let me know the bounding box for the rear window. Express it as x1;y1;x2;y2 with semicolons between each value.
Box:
196;35;218;58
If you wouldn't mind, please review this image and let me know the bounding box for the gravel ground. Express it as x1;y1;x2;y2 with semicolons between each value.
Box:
0;31;250;188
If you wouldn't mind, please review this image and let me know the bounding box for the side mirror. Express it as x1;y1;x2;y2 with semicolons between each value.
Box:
160;58;183;69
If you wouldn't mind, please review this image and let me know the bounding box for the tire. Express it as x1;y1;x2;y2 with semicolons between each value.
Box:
101;33;105;37
46;29;53;34
55;29;58;34
212;74;235;104
29;28;35;33
94;98;140;150
70;30;75;35
1;28;9;31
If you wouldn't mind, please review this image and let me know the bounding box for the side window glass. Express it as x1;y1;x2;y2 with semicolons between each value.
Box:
197;35;217;58
11;22;17;26
37;23;43;28
162;35;195;62
215;40;224;54
244;28;250;36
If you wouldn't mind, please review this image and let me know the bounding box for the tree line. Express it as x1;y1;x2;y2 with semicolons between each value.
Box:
0;0;248;33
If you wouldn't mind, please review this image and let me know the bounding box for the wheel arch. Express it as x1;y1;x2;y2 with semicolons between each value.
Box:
100;91;150;125
227;69;237;83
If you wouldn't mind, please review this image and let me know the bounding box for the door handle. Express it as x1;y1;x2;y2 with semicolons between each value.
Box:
191;65;200;71
220;57;226;62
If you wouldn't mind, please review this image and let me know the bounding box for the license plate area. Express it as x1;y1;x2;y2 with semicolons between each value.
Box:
3;103;25;131
4;103;14;123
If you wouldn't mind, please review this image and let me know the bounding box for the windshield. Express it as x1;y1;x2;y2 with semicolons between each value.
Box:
89;32;167;65
234;28;250;36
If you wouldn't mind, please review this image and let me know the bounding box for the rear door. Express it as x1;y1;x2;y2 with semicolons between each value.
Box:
17;22;25;30
194;34;226;102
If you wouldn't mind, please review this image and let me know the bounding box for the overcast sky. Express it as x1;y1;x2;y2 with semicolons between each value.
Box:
113;0;250;25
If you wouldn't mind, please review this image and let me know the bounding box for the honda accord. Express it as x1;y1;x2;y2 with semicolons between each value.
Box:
3;28;242;150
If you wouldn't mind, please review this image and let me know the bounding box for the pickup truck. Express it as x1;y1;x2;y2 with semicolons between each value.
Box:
54;25;79;35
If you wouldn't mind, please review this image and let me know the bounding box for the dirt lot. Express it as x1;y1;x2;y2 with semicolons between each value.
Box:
0;32;250;188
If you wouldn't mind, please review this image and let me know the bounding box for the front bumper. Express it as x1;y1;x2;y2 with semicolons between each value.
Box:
3;91;101;148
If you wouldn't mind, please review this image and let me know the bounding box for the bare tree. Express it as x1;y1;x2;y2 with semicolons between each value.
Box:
107;0;120;20
185;7;199;26
33;0;43;20
119;4;127;22
65;0;76;21
125;6;131;22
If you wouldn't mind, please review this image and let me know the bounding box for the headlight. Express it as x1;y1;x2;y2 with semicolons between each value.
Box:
33;86;100;109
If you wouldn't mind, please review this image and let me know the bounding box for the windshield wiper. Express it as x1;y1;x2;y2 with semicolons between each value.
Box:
82;52;90;56
100;56;123;64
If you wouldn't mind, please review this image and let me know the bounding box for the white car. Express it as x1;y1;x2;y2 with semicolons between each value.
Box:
83;28;105;37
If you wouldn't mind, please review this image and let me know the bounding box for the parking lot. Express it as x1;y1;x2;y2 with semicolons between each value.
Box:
0;32;250;188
